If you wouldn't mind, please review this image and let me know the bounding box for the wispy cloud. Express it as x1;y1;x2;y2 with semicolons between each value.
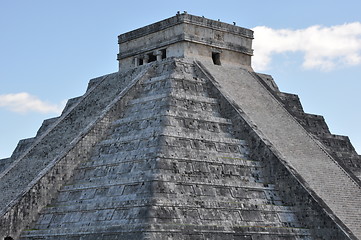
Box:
252;22;361;71
0;92;65;114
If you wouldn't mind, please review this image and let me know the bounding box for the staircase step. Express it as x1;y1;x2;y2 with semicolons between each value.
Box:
112;111;231;128
21;224;312;239
129;92;218;105
101;126;240;148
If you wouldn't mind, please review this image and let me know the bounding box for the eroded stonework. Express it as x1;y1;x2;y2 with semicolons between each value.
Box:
117;13;253;71
1;13;360;240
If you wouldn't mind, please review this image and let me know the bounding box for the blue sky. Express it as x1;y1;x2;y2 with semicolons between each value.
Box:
0;1;361;158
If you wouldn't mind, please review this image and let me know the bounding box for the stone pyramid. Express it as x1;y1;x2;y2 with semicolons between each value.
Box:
1;13;361;240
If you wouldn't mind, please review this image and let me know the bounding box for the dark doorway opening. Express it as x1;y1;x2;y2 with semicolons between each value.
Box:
161;49;167;59
148;53;157;63
212;52;221;65
139;58;144;66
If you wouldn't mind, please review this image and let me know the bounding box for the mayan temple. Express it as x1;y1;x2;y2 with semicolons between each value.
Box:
1;13;361;240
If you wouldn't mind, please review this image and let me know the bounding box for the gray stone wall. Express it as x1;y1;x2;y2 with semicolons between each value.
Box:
2;12;360;239
0;65;150;239
118;13;253;71
16;59;355;240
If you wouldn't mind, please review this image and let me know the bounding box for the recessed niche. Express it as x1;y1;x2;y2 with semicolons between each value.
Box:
212;52;221;65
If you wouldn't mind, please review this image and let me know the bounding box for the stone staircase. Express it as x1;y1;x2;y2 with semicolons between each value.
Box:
256;73;361;179
21;60;315;240
198;61;361;239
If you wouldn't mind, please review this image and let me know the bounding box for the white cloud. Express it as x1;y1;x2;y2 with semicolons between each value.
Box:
0;92;65;114
252;22;361;71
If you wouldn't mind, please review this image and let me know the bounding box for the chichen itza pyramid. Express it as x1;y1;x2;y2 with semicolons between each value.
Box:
1;13;361;240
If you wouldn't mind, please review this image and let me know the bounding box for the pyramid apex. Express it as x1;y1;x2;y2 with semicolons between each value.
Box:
117;13;254;71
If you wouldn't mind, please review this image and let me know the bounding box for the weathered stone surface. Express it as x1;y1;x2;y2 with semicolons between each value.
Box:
256;72;361;179
117;13;253;71
197;60;360;238
17;59;351;240
0;66;151;239
0;157;12;174
1;13;360;240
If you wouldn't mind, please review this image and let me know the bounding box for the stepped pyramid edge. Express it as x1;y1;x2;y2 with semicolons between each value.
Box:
0;13;360;240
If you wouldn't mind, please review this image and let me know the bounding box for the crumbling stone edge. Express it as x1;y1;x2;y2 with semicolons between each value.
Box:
0;67;149;240
0;73;109;181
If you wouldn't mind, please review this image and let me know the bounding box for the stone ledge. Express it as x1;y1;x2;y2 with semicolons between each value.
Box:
118;14;253;44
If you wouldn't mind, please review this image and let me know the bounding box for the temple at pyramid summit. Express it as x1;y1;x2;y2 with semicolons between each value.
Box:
1;13;361;240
